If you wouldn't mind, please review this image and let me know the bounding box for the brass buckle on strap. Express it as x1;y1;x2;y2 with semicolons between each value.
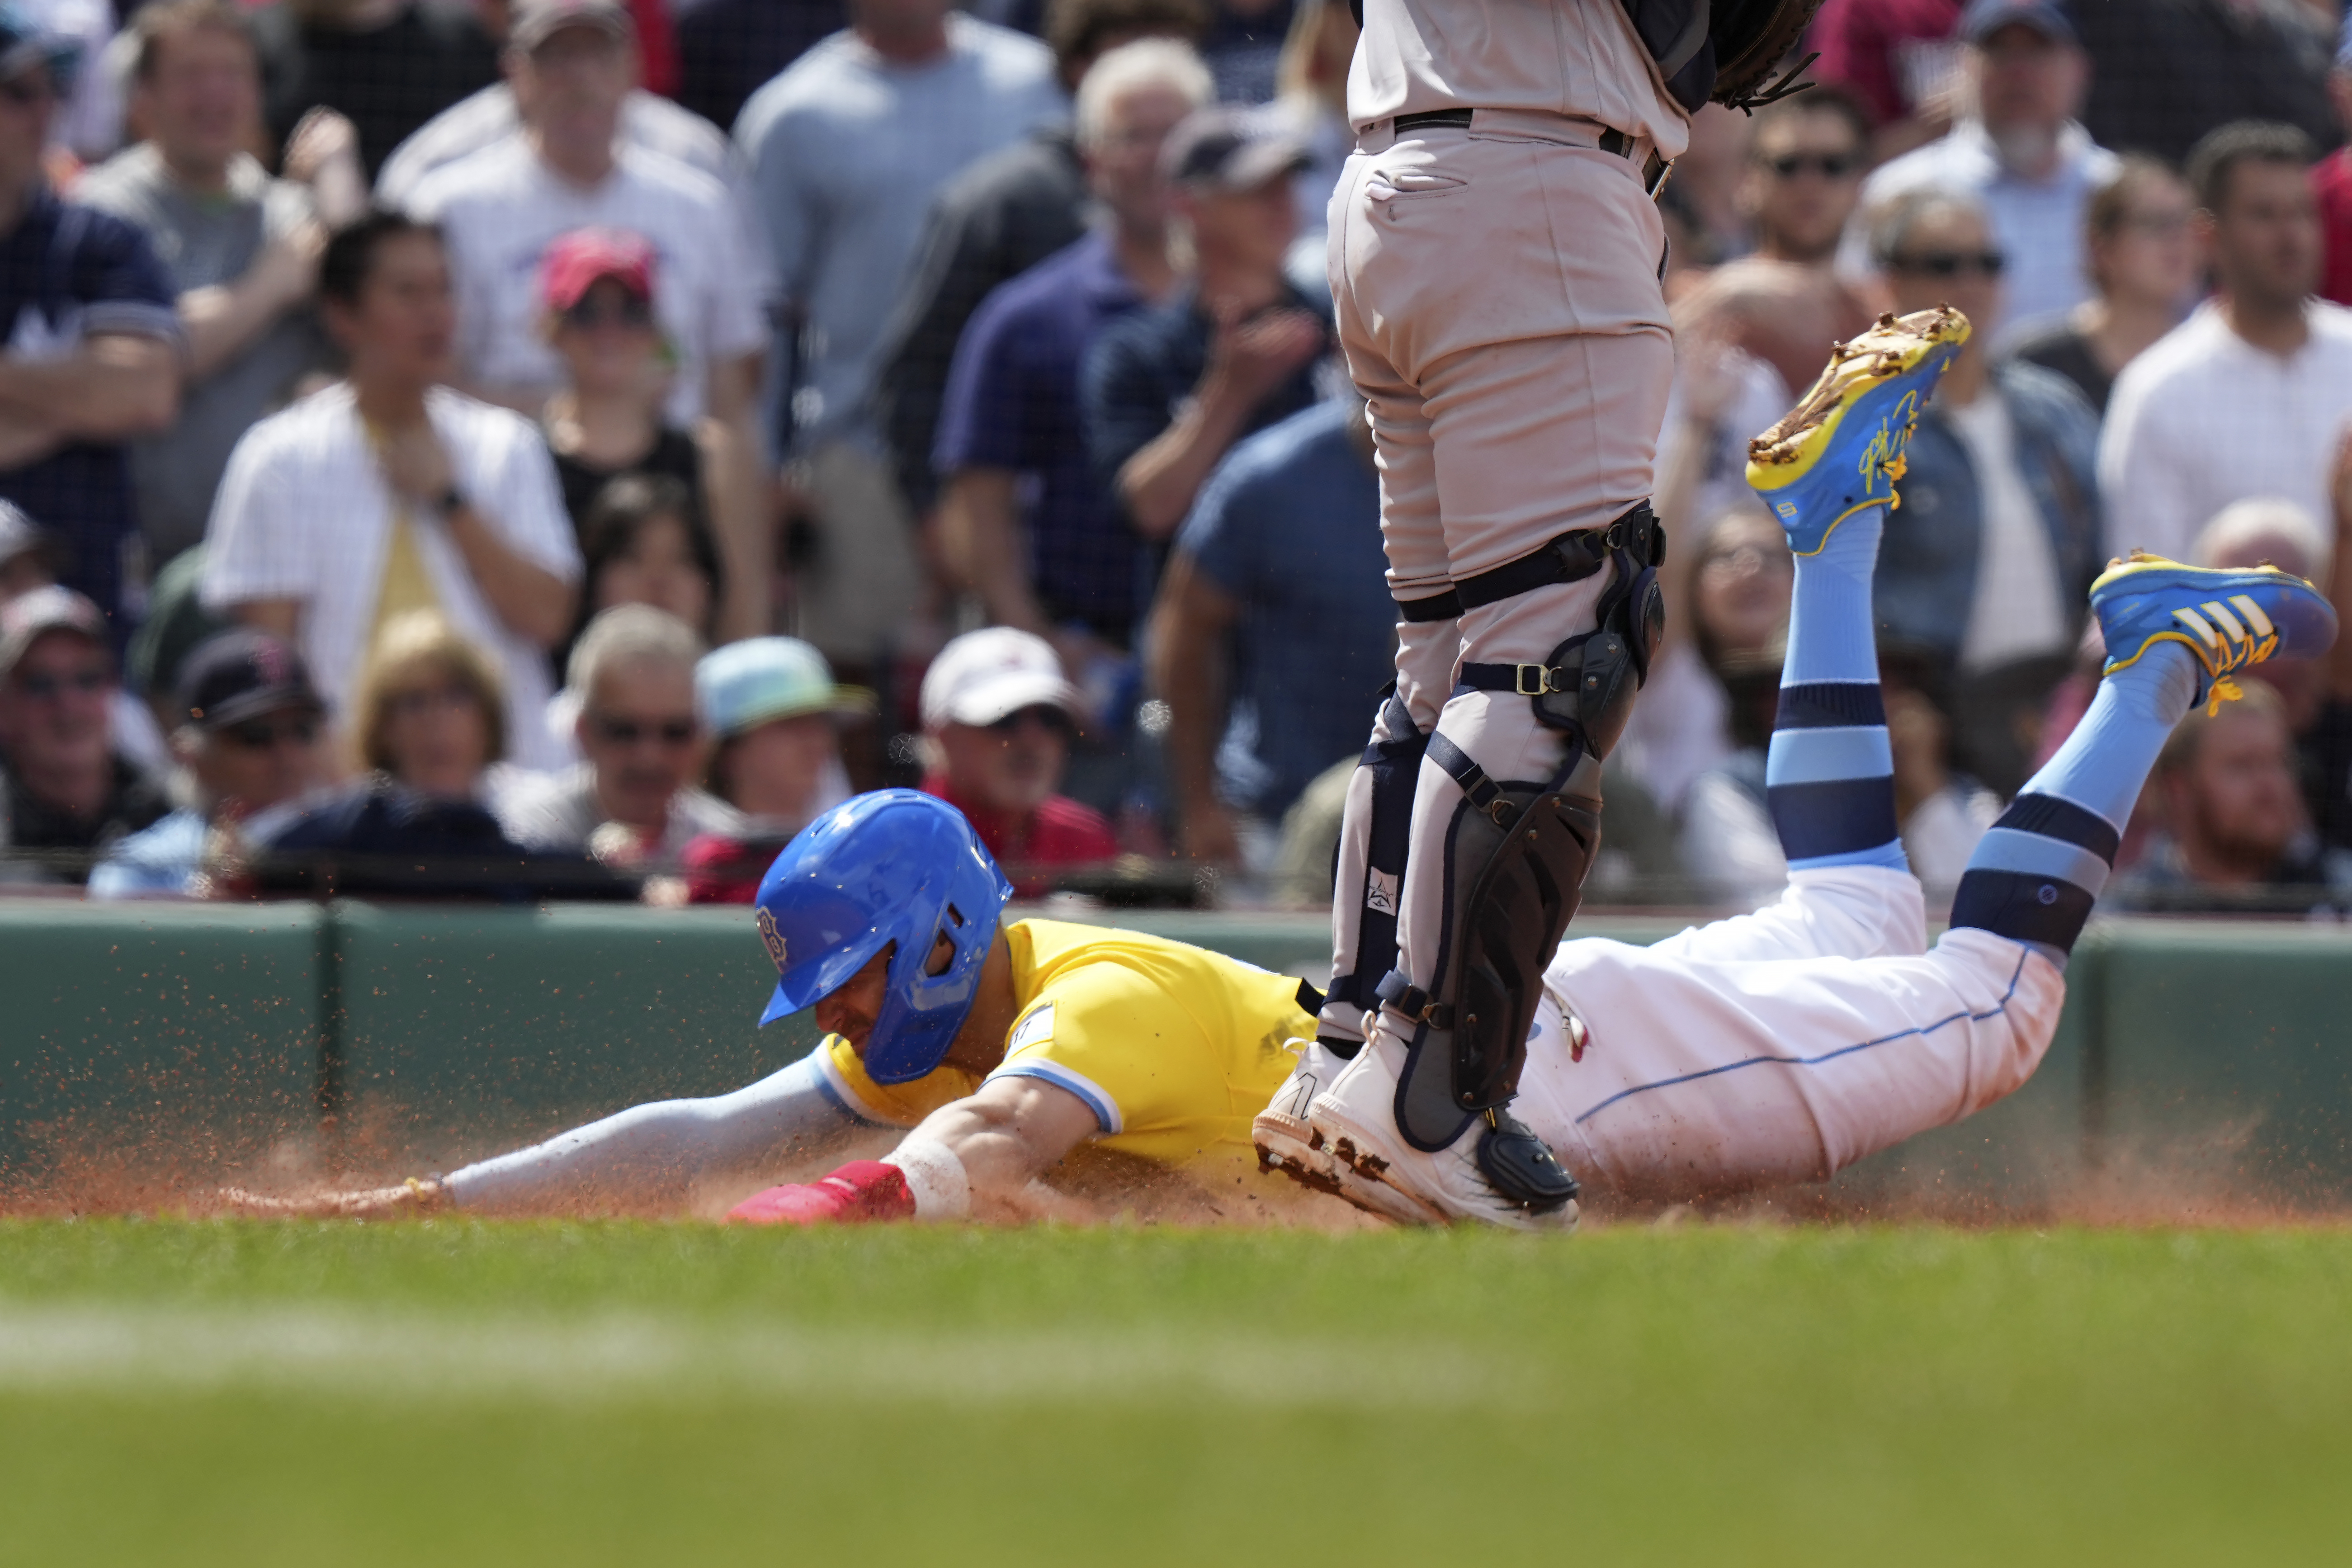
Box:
1514;663;1561;696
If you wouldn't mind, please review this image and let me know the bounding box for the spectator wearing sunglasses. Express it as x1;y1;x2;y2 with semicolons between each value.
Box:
918;626;1115;897
2006;155;2198;416
504;602;741;870
1844;0;2116;339
88;628;324;899
535;230;764;642
0;585;170;883
2101;122;2352;570
1869;185;2102;797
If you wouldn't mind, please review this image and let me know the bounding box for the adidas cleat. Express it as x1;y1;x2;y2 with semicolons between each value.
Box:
2092;552;2338;713
1746;305;1972;553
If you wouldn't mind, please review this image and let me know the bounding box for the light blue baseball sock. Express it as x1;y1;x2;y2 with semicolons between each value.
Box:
1950;641;2201;963
1767;503;1907;870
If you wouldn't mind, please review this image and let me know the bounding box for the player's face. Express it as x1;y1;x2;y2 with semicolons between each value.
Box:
1085;83;1194;235
1742;109;1863;263
935;708;1069;815
2208;159;2322;311
813;944;894;1049
0;631;113;775
137;23;261;176
2178;708;2305;866
194;703;322;816
578;659;706;831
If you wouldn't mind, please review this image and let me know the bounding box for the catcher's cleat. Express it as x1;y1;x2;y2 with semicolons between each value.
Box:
1254;1036;1580;1233
2092;552;2339;714
1746;304;1971;554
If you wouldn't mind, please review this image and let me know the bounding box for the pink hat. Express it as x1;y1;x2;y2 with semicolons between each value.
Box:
540;227;656;312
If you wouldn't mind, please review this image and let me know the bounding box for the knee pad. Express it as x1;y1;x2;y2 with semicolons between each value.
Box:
1379;738;1605;1151
1322;692;1424;1055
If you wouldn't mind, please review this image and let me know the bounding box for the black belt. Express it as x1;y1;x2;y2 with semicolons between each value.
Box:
1388;110;1665;192
1394;503;1661;624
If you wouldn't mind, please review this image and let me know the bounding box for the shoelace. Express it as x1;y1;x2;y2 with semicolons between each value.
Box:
2166;593;2280;715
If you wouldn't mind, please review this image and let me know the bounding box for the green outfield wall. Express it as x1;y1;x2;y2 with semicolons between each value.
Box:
2;900;2349;1208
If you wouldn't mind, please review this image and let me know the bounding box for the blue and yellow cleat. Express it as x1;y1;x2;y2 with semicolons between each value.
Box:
1745;305;1972;554
2092;552;2339;713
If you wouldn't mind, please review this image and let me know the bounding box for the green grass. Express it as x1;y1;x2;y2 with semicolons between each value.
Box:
2;1220;2349;1565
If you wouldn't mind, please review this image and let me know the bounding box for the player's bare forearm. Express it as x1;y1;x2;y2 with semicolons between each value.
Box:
908;1075;1100;1220
0;335;178;438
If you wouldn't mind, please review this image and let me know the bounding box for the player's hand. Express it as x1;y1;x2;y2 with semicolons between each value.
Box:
218;1179;447;1219
1208;303;1326;409
725;1161;915;1226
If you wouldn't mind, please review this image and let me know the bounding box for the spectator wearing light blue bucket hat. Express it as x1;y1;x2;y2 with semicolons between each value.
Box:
682;636;874;902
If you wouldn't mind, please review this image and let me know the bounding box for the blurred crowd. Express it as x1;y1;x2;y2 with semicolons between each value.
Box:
0;0;2349;918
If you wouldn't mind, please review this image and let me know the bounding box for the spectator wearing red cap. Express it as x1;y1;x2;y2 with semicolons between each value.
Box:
918;626;1115;897
535;227;764;643
0;585;170;882
406;0;775;642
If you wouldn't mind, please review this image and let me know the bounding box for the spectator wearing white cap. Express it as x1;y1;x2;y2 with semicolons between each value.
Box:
919;626;1116;896
675;635;872;902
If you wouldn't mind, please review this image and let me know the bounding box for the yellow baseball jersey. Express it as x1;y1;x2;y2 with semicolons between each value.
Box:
812;919;1314;1168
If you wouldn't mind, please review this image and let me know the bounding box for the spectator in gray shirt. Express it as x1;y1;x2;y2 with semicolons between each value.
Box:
735;0;1064;684
76;0;326;567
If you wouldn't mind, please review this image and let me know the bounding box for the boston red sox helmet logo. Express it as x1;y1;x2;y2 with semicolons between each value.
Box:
755;907;788;971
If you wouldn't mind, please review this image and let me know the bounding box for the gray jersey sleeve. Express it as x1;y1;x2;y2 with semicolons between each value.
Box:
442;1051;873;1212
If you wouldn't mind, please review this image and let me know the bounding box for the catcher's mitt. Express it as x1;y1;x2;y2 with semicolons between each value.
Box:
1709;0;1829;109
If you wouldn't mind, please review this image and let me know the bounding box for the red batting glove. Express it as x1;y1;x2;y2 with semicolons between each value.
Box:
725;1160;916;1226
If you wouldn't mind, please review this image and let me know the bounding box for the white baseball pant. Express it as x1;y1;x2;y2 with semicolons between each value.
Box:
1513;865;2068;1200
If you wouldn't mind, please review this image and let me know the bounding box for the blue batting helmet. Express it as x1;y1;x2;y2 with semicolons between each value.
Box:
751;789;1015;1084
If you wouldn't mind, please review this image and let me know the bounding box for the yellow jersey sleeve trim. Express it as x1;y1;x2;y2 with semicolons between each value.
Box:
986;1058;1123;1134
815;1037;916;1127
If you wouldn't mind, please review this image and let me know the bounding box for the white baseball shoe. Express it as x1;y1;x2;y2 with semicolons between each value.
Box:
1255;1035;1580;1233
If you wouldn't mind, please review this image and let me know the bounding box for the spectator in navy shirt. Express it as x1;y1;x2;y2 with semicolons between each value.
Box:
0;10;182;630
1082;105;1322;576
1149;396;1390;867
933;39;1210;675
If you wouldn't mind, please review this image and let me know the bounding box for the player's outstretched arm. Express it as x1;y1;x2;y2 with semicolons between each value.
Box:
226;1053;874;1218
726;1076;1102;1227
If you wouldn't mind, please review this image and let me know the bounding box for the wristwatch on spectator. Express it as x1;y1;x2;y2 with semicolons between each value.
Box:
431;485;467;519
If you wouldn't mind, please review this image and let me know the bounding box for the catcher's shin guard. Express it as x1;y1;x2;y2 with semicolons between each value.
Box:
1372;517;1666;1201
1319;692;1425;1057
